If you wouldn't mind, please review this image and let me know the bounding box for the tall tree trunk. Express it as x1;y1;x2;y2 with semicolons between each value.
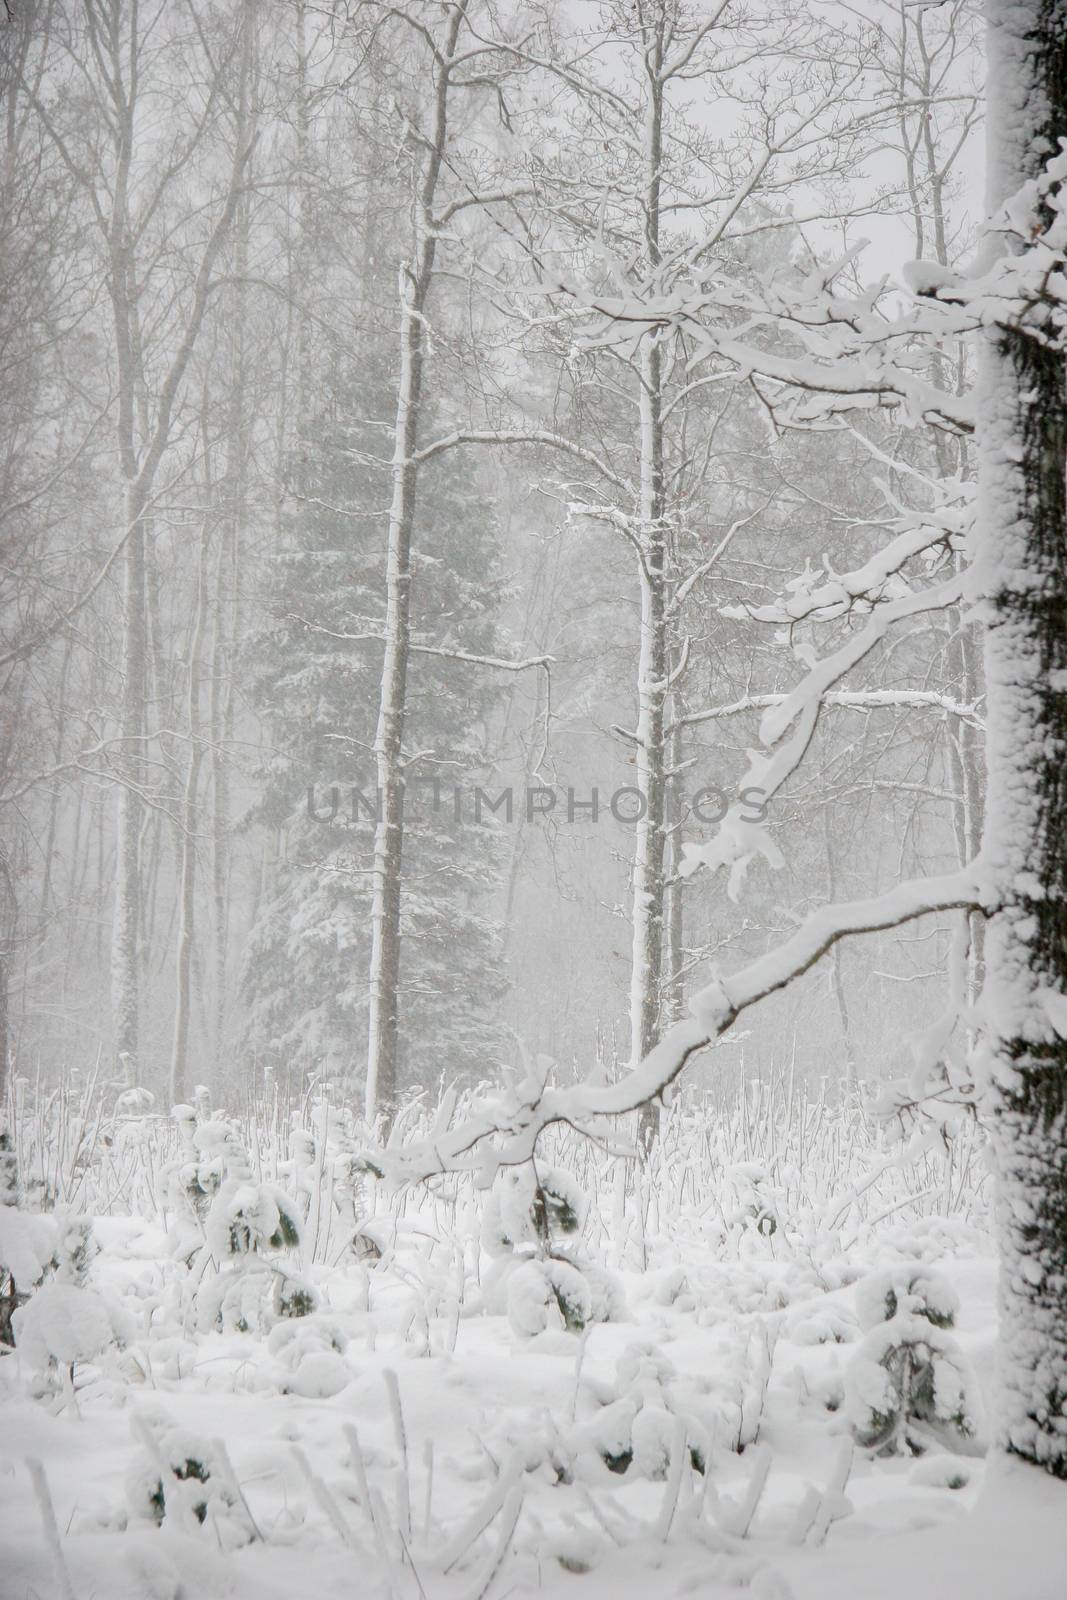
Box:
663;687;687;1026
111;483;147;1082
822;802;857;1094
38;631;72;926
170;502;211;1107
980;0;1067;1477
365;1;466;1125
211;24;255;1077
630;16;668;1145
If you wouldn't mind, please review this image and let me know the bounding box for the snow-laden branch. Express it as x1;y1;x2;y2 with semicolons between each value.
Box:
756;575;965;746
412;429;632;497
722;490;970;625
573;278;975;433
677;573;966;894
666;497;775;618
673;688;983;734
368;861;987;1185
287;616;552;675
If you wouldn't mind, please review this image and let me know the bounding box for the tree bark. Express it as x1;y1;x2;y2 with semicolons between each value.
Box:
630;13;669;1146
979;0;1067;1477
111;483;147;1079
365;1;467;1124
170;502;211;1107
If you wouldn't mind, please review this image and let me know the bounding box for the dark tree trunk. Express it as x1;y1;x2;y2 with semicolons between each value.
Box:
981;0;1067;1477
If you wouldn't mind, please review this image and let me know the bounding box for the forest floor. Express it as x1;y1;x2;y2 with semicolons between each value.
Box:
2;1094;1066;1599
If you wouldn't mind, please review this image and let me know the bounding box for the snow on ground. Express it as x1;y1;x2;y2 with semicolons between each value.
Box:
1;1090;1065;1600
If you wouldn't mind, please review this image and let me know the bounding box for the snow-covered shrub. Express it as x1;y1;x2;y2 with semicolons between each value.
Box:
53;1213;95;1286
0;1130;56;1347
566;1341;716;1481
197;1176;305;1334
160;1106;307;1335
506;1258;592;1336
784;1299;860;1347
127;1417;255;1547
14;1281;129;1381
13;1216;132;1391
205;1177;302;1262
273;1266;319;1320
845;1264;982;1456
162;1106;232;1245
854;1265;959;1332
726;1162;781;1239
481;1164;588;1256
481;1161;623;1336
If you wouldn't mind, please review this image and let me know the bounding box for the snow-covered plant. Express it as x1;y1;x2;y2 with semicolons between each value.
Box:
53;1214;95;1287
725;1162;781;1240
198;1174;309;1334
481;1162;624;1336
845;1265;982;1457
268;1312;352;1398
127;1416;256;1546
506;1257;591;1337
565;1340;720;1482
481;1163;588;1256
163;1106;230;1239
14;1279;131;1394
160;1106;311;1335
13;1214;132;1395
0;1130;56;1347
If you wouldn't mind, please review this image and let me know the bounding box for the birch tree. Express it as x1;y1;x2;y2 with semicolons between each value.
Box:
361;0;473;1123
517;0;887;1104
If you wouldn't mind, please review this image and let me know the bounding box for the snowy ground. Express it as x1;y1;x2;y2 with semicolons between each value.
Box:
2;1090;1066;1600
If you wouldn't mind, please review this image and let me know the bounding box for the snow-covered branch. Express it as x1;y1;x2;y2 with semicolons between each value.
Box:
674;688;983;735
369;862;987;1185
412;429;632;497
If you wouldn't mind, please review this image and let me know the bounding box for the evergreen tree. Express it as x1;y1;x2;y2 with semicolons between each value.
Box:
242;335;511;1099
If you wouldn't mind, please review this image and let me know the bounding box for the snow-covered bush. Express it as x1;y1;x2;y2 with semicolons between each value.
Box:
845;1264;982;1457
163;1107;231;1246
726;1162;781;1239
854;1265;959;1332
14;1282;125;1381
0;1130;56;1347
268;1310;352;1398
160;1106;310;1335
13;1216;132;1391
197;1175;307;1334
506;1257;591;1336
481;1163;588;1256
480;1161;624;1336
127;1416;255;1547
565;1341;720;1481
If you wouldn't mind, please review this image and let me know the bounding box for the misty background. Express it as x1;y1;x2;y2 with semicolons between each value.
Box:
0;0;983;1115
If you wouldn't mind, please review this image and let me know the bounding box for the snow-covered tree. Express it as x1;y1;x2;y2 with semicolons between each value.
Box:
373;0;1067;1484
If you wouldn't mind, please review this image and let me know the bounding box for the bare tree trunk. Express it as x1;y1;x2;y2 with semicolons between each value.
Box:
365;1;467;1124
211;21;255;1076
170;501;211;1107
37;631;72;926
822;802;857;1094
979;0;1067;1477
111;483;147;1081
0;844;13;1105
663;688;686;1026
630;17;668;1146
